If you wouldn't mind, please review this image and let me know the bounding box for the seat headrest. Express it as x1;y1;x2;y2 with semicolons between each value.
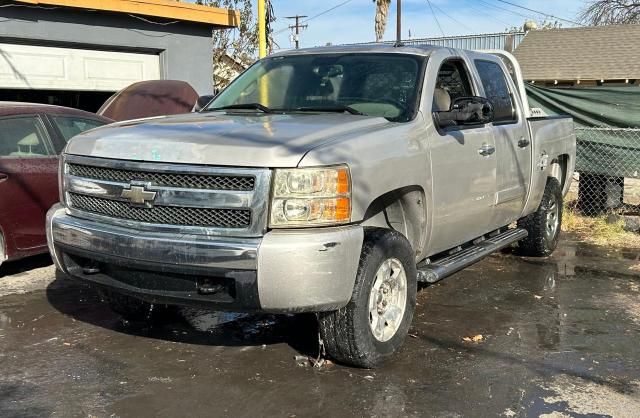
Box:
433;88;451;112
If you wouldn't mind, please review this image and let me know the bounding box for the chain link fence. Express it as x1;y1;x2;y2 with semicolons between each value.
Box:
569;127;640;218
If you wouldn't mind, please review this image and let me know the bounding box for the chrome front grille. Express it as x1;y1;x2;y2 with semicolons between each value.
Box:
67;163;255;191
68;193;251;228
63;155;271;237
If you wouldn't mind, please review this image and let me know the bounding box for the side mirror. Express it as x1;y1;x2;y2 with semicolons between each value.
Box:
193;94;217;112
434;96;494;128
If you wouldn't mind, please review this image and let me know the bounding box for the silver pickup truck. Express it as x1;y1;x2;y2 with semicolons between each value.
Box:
46;44;575;368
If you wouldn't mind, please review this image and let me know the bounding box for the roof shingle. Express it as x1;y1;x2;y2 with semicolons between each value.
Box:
513;25;640;81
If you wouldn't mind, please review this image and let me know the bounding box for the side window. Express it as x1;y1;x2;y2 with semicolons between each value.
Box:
50;116;106;143
475;60;516;123
432;59;474;127
0;116;52;158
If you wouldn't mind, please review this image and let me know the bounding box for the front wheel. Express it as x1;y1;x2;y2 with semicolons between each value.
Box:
318;228;417;368
517;178;563;257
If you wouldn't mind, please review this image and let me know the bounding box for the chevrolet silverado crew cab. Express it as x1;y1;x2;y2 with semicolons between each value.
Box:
47;44;576;368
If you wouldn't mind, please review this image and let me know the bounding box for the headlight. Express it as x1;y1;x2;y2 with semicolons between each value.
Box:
270;165;351;227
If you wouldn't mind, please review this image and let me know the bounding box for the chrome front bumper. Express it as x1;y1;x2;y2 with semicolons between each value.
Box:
47;205;363;313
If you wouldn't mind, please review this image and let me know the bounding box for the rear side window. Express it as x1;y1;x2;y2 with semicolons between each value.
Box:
51;116;106;143
475;60;517;123
0;116;52;158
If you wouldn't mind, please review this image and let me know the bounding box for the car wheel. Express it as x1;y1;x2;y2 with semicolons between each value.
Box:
318;228;417;368
517;178;563;257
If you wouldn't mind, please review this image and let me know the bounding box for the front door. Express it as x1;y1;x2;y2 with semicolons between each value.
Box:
0;115;59;253
427;58;497;254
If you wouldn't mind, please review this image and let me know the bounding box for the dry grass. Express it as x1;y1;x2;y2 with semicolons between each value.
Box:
562;206;640;249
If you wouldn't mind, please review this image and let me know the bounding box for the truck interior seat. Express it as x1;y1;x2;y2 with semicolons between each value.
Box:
432;88;451;112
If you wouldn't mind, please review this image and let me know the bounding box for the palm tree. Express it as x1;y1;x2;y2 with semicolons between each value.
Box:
374;0;391;42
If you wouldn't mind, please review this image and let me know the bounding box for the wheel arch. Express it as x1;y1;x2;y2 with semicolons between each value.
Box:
549;154;571;192
360;185;429;261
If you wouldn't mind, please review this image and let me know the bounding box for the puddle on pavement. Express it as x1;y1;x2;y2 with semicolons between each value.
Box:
1;245;639;417
179;308;248;332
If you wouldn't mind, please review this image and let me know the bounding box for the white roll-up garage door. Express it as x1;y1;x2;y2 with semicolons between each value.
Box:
0;43;160;91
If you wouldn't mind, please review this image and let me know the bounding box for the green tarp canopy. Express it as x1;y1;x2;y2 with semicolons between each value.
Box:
525;83;640;176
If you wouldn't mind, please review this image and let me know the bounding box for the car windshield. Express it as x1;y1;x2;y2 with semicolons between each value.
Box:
205;53;425;122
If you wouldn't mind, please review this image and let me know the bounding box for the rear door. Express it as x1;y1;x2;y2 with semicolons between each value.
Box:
474;59;532;228
0;115;58;252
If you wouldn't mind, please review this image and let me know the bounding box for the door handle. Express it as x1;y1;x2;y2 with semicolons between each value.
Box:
478;144;495;156
518;138;530;148
0;173;8;182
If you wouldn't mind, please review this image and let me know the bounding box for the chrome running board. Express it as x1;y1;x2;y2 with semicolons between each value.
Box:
417;228;528;283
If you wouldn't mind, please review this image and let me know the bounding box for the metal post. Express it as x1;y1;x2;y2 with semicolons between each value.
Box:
258;0;266;58
294;15;300;49
396;0;402;44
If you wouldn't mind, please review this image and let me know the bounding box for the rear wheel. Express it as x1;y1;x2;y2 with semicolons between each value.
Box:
517;178;563;257
318;228;417;368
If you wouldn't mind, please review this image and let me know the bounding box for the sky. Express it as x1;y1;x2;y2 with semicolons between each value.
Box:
191;0;586;50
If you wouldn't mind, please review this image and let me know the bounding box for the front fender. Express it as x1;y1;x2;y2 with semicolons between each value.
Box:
297;116;431;223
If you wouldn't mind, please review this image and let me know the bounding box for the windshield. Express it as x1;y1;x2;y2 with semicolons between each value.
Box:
206;53;425;122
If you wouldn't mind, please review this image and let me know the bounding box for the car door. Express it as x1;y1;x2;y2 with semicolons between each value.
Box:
426;56;497;254
474;59;531;228
0;115;59;253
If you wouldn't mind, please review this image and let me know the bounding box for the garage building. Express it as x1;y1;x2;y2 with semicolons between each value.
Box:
0;0;238;111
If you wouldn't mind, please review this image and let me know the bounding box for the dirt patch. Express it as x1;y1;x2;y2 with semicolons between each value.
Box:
606;282;640;325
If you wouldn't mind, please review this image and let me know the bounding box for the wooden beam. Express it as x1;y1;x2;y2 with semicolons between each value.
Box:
14;0;240;27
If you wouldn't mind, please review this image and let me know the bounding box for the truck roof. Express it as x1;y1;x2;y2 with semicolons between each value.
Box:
271;43;446;58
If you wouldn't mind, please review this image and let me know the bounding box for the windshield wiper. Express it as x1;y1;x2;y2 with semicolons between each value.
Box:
293;105;366;116
205;103;274;113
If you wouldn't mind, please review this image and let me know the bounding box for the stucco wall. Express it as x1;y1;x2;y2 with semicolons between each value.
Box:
0;4;214;94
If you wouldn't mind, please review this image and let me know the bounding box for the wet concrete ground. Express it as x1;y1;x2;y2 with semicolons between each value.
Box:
1;237;639;417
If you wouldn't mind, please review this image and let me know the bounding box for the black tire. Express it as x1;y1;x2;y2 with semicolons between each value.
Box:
517;178;563;257
318;228;417;368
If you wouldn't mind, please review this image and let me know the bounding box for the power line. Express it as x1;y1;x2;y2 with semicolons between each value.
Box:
428;2;473;32
302;0;354;24
492;0;582;26
465;2;514;27
273;0;354;36
426;0;445;37
476;0;532;20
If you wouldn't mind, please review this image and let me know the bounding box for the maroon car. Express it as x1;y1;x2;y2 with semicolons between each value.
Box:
0;102;112;266
97;80;200;121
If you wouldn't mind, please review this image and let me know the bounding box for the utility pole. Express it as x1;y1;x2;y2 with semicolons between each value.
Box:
258;0;266;58
285;15;308;49
396;0;402;45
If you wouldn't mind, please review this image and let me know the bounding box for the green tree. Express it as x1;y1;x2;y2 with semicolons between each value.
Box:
373;0;391;42
197;0;258;89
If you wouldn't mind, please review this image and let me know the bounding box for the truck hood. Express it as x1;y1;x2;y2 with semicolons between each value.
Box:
66;111;391;167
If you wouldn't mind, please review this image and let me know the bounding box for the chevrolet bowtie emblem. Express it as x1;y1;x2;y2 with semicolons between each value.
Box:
121;185;157;206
